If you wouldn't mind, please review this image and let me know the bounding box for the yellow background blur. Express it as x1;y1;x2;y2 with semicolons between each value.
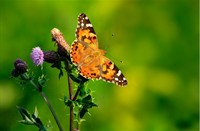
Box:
0;0;198;131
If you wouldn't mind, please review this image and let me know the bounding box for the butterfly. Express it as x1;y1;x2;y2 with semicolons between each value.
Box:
70;13;127;87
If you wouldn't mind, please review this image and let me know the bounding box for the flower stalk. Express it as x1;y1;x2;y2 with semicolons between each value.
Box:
29;79;64;131
51;28;76;131
68;76;74;131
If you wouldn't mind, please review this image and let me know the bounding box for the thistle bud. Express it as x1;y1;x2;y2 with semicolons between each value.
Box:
11;58;28;77
43;51;60;63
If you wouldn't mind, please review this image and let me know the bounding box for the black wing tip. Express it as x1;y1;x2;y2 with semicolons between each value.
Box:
79;13;86;17
117;79;128;87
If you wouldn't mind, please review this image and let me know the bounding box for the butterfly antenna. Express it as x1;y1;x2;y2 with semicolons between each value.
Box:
102;32;115;51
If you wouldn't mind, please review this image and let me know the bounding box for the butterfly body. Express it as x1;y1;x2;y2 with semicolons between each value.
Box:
70;13;127;86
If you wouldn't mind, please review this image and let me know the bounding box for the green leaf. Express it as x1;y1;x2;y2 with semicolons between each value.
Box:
79;86;86;97
79;108;88;118
34;107;38;118
78;82;90;97
64;96;73;107
82;95;92;102
50;61;63;79
17;106;33;124
17;106;47;131
32;114;44;127
39;126;47;131
76;95;98;118
19;119;34;125
20;72;31;81
38;74;46;87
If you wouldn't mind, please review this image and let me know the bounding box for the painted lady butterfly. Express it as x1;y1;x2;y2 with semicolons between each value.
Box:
70;13;127;86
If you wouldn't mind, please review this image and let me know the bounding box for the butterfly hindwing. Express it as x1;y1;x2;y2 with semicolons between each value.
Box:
100;57;127;86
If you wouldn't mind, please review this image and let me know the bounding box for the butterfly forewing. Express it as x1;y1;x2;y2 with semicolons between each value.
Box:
76;13;98;46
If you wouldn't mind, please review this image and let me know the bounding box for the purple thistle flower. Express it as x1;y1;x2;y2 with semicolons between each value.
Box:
31;47;44;66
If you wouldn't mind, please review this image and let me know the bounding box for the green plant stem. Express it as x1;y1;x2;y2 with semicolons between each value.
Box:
72;86;81;101
40;91;63;131
67;76;74;131
77;115;81;131
71;82;81;131
29;80;63;131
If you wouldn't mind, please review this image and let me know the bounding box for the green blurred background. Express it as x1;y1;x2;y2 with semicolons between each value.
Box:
0;0;198;131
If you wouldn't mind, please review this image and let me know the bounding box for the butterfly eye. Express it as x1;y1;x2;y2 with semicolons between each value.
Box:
91;36;96;42
92;36;96;40
106;61;112;66
109;62;112;65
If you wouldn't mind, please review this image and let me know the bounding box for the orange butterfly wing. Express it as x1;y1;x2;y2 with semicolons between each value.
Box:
70;13;127;86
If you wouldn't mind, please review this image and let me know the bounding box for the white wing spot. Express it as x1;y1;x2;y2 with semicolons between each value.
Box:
81;23;84;27
86;23;92;27
116;70;122;76
114;77;119;81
